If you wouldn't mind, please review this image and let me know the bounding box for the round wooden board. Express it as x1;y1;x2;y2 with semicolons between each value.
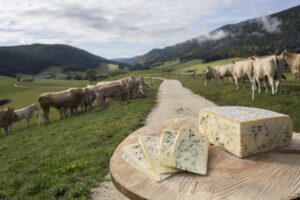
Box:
110;117;300;200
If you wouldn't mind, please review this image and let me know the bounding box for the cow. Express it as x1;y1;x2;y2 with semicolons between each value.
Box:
231;59;254;90
82;87;96;111
251;55;287;100
38;87;84;124
0;107;18;135
15;103;39;127
202;66;219;86
130;76;147;97
215;63;234;85
281;50;300;80
95;82;127;110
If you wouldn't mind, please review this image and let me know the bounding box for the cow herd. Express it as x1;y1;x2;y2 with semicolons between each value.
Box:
202;50;300;100
0;75;147;136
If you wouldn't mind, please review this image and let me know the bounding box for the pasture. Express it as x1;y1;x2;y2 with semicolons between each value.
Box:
0;76;162;199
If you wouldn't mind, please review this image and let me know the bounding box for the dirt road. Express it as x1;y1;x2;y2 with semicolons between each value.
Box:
91;79;216;200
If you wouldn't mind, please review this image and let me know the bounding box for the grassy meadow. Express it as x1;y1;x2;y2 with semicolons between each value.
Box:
0;75;162;199
151;57;245;73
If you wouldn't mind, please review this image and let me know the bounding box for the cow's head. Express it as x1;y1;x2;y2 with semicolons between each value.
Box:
276;56;288;70
5;107;19;122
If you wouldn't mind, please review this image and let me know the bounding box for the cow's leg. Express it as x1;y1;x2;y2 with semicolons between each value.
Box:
233;76;239;90
264;79;268;93
251;78;256;100
62;107;68;118
218;77;223;86
59;108;64;119
70;108;74;116
268;76;275;95
42;108;49;124
257;79;261;93
275;80;280;94
97;96;105;110
4;126;9;136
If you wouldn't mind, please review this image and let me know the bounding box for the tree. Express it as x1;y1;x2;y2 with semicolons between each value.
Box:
86;68;96;82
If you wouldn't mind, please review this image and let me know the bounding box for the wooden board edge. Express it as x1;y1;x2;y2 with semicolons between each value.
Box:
110;169;148;200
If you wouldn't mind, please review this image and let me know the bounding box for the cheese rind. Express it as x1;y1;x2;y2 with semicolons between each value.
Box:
159;129;179;167
199;106;293;158
171;127;209;175
138;135;178;174
122;143;172;182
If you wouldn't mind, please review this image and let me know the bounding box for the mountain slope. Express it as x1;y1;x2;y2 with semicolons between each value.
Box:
0;44;127;76
123;5;300;69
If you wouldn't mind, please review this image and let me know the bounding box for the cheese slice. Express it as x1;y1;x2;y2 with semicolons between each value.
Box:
159;129;179;167
171;127;209;175
138;135;178;174
122;143;172;182
198;106;293;158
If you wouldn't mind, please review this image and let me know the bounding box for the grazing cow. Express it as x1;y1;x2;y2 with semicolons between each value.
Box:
231;59;254;90
0;107;18;135
82;87;96;111
0;99;10;106
215;63;234;85
281;50;300;80
38;87;84;124
131;76;147;97
96;76;144;99
15;103;39;127
95;82;126;109
202;66;219;86
251;55;287;100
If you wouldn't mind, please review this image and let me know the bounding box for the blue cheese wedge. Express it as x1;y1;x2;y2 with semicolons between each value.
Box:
199;106;293;158
171;127;209;175
138;135;178;174
159;129;179;167
122;143;172;182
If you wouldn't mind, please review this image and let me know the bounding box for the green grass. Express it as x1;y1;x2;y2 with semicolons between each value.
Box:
106;64;119;71
154;58;244;73
0;76;161;199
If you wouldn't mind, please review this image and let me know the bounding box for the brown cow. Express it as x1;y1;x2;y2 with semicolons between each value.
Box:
15;103;39;127
0;107;18;135
38;88;84;124
95;83;126;110
282;50;300;80
82;87;96;111
202;66;218;86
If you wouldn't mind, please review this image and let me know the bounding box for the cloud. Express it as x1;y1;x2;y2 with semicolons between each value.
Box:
256;16;282;33
0;0;297;58
196;30;229;43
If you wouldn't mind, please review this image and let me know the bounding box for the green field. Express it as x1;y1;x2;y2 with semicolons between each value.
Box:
0;76;162;199
153;58;245;73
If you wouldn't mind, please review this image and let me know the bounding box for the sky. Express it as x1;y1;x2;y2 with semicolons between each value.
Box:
0;0;299;59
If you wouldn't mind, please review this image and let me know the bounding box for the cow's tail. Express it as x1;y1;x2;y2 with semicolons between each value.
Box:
273;56;279;78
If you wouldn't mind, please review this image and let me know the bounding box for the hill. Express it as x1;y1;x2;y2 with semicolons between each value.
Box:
122;5;300;69
0;44;128;76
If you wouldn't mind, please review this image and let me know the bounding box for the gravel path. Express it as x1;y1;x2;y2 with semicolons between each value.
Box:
91;79;216;200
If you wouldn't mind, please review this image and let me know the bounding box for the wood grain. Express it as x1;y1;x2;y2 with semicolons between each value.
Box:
110;117;300;200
